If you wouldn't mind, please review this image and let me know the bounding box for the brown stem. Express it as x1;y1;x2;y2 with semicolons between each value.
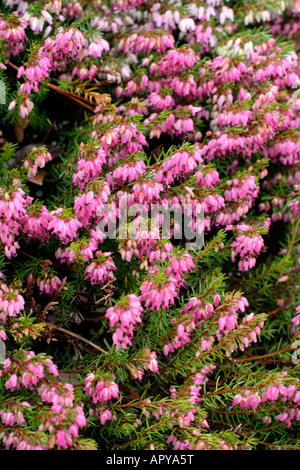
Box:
46;83;96;111
44;322;107;354
230;345;294;363
26;275;39;316
5;60;96;111
42;119;57;144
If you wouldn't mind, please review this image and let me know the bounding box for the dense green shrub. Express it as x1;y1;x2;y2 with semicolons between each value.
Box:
0;0;300;450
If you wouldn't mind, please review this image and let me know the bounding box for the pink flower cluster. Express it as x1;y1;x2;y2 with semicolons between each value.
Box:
107;159;146;189
84;251;117;285
166;365;215;448
117;32;174;55
39;27;85;71
84;373;119;404
175;292;252;350
17;56;51;94
21;200;52;242
38;382;87;449
230;225;265;271
0;350;88;449
1;351;58;391
127;348;159;381
48;208;82;244
8;95;34;119
154;148;202;186
0;401;28;427
24;146;52;180
74;180;111;225
0;280;24;324
0;178;27;258
2;0;300;451
291;305;300;333
151;46;196;75
232;376;300;427
163;318;195;356
140;276;178;311
36;273;62;296
96;120;147;166
0;11;27;56
105;294;143;349
72;143;107;190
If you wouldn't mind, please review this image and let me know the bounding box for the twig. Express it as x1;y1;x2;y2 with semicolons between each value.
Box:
46;83;96;111
44;322;107;354
230;345;294;363
5;60;96;111
42;119;57;144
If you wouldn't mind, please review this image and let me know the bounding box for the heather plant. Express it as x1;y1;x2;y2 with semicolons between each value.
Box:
0;0;300;451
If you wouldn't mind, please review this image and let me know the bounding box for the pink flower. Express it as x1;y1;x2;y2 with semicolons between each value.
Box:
75;406;87;427
84;251;117;285
155;46;196;75
74;181;111;224
48;208;82;244
105;294;143;349
145;349;159;373
99;409;112;425
24;146;52;179
84;373;119;404
0;281;25;323
140;274;179;311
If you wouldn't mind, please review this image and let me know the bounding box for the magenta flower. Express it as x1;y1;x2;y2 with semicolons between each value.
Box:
48;208;82;244
105;294;143;349
84;251;117;285
84;373;119;404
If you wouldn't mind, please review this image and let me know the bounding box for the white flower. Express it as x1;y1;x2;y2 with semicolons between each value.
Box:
41;9;53;24
179;18;196;33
